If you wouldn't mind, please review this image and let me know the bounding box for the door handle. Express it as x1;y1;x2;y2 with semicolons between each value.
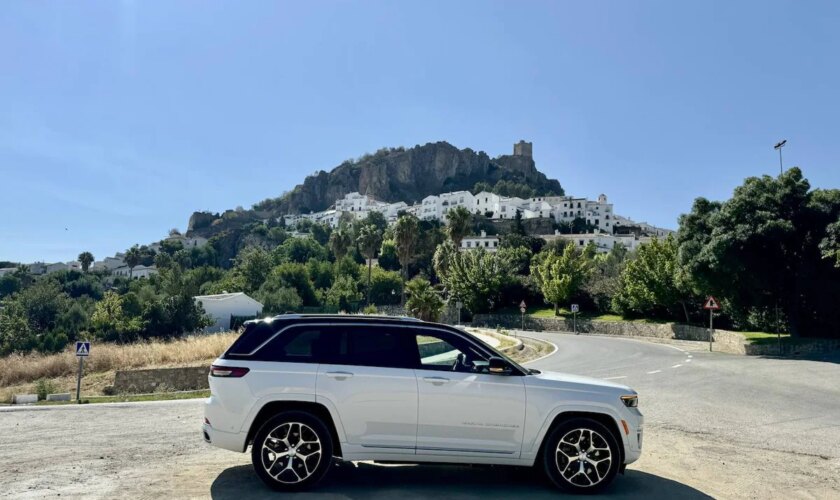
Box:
325;371;354;380
422;376;450;385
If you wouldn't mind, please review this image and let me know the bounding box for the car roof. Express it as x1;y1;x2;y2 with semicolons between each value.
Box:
243;314;426;329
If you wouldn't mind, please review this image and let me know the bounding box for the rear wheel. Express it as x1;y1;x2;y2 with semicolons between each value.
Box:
542;417;621;494
251;411;334;491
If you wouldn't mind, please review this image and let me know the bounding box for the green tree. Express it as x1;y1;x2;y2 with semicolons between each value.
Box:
257;284;303;315
531;243;592;314
434;244;516;313
583;243;628;312
405;277;445;322
328;228;353;262
234;247;273;292
369;268;403;305
268;263;319;306
124;246;142;279
273;237;328;264
393;214;419;302
377;240;401;272
78;251;94;272
326;275;362;312
0;274;21;299
91;291;141;343
357;224;383;305
445;205;472;247
614;236;689;321
677;169;840;335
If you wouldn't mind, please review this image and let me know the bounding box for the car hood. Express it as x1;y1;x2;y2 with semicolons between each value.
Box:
526;370;634;394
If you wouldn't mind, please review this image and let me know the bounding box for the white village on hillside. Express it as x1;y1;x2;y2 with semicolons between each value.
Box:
1;142;671;282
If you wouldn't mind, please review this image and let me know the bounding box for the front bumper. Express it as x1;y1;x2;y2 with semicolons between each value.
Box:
622;410;643;464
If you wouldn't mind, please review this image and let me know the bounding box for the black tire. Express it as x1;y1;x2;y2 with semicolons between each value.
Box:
542;417;621;494
251;411;334;491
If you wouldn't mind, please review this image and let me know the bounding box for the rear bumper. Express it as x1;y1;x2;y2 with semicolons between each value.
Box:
203;423;248;452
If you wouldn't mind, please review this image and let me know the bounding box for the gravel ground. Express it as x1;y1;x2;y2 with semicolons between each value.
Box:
1;334;838;499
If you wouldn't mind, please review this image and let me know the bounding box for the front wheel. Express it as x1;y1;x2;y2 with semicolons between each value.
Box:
542;417;621;494
251;411;334;491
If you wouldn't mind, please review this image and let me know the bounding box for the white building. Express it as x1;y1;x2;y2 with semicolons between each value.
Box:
542;231;651;253
461;230;500;252
93;255;126;272
113;265;158;279
0;267;17;277
194;292;264;332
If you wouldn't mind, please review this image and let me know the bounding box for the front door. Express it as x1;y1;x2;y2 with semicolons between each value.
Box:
315;325;418;454
413;330;527;457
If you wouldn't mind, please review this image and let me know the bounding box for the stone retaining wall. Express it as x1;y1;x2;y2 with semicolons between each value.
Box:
472;314;748;355
113;366;209;394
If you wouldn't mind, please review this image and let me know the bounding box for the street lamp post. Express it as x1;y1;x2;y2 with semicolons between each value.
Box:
774;139;786;175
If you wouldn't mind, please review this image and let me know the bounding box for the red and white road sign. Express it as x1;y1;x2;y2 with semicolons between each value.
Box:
703;296;721;310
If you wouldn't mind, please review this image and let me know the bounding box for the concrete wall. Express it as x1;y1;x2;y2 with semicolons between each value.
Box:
113;366;209;394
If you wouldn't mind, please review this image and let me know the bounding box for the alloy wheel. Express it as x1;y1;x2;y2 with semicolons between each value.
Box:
554;428;613;487
260;421;323;484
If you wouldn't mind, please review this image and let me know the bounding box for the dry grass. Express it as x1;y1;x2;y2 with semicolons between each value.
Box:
0;332;238;389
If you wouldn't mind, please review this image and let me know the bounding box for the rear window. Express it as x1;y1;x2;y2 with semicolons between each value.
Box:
251;327;325;362
224;321;277;356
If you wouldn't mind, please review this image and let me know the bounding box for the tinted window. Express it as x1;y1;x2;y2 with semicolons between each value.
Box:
414;330;487;373
333;326;415;369
253;327;328;363
225;321;277;356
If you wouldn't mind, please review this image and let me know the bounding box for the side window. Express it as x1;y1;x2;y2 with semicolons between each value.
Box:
337;326;415;369
253;327;326;363
415;330;487;373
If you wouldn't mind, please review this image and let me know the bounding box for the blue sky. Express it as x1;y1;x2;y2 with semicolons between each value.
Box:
2;0;839;264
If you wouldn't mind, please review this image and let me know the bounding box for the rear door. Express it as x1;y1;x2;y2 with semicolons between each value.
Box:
412;328;527;457
316;324;418;454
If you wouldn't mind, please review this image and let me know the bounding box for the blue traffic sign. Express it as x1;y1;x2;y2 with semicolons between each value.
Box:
571;304;580;313
75;341;90;357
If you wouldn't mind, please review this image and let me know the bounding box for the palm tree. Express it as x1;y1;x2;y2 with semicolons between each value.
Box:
329;228;353;262
124;246;142;279
78;251;94;273
393;215;419;304
357;224;383;305
445;205;472;247
405;277;445;322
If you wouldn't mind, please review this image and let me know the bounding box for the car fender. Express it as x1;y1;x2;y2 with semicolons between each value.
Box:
523;401;627;462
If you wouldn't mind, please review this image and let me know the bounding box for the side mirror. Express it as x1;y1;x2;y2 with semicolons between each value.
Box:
487;357;511;375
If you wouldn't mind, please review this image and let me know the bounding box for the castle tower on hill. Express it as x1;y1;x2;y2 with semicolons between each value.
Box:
513;140;533;158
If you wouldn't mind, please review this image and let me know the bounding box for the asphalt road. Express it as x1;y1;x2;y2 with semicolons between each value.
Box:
1;332;838;499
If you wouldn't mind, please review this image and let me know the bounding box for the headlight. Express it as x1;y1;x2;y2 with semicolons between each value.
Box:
620;395;638;408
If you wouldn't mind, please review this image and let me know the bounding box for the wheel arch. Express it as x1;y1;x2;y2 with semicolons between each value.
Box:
246;401;343;458
536;410;625;466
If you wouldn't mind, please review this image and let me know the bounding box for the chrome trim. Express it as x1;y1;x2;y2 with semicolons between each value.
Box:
417;446;515;455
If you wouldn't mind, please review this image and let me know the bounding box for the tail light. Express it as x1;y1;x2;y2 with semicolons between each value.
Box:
210;365;250;378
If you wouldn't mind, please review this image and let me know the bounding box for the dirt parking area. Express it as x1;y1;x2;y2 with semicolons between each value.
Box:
1;399;837;499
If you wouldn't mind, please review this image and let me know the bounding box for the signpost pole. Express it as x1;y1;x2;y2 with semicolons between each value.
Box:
709;309;713;352
574;311;577;335
76;356;84;404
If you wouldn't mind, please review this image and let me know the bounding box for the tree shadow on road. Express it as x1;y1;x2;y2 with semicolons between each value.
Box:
210;461;713;499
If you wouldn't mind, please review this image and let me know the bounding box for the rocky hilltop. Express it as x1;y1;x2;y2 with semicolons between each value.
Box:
187;140;563;236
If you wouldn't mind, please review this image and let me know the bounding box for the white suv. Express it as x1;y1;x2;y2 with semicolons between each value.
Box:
203;315;643;493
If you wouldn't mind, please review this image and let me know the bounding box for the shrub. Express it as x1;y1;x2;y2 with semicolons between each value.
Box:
35;378;58;401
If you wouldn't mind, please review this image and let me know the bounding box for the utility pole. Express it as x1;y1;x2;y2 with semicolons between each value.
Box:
774;139;786;175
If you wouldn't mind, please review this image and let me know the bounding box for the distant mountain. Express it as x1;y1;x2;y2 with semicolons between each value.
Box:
187;140;563;236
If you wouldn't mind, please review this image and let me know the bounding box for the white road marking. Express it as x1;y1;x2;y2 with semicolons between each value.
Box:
672;364;683;368
647;370;662;374
687;354;693;358
603;376;628;380
685;359;692;363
